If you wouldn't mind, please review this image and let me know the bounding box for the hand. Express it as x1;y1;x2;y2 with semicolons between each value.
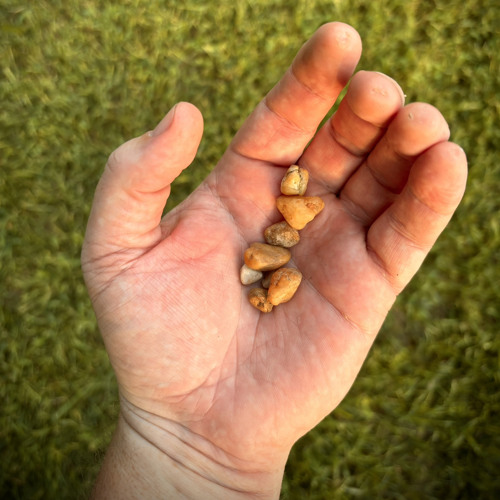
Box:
82;22;467;499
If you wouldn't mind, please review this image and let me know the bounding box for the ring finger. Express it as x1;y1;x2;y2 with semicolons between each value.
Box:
339;102;451;225
300;70;405;194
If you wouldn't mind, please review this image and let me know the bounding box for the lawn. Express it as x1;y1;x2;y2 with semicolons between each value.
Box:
1;0;499;498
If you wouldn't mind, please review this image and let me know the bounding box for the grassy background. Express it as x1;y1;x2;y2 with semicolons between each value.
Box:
1;0;499;498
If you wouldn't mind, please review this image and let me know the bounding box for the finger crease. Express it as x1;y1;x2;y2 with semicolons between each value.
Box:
263;96;317;137
365;243;402;294
407;184;457;217
365;157;406;195
384;133;417;164
387;211;432;252
328;121;371;158
289;65;332;104
304;279;379;338
339;191;372;226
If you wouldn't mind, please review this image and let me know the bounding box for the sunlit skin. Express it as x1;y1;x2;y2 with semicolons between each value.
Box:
82;22;467;498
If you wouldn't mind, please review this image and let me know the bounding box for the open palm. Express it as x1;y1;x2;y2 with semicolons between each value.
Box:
82;23;466;474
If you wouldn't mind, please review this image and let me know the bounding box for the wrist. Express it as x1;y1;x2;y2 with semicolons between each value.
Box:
92;399;286;499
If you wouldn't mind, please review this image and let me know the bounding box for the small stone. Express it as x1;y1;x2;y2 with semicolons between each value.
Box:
264;221;300;248
240;264;263;285
267;268;303;306
281;165;310;196
244;242;291;271
261;272;272;289
248;287;274;313
276;195;325;230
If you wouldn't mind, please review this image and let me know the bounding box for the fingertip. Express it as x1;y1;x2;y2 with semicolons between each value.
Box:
293;22;362;96
149;101;204;166
419;139;467;170
389;102;451;156
175;101;205;130
318;22;362;53
373;72;406;107
317;22;362;84
447;141;468;168
150;104;178;137
404;102;449;135
346;71;405;126
157;101;204;139
437;140;468;172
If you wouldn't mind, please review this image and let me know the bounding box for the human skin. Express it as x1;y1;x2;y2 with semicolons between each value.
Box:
82;22;467;499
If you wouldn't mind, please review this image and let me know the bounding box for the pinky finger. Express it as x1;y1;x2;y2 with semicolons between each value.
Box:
367;141;467;294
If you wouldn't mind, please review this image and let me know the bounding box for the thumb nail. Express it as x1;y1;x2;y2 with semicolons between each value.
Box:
150;104;177;137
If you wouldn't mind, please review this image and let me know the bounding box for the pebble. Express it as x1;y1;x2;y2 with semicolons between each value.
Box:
248;287;274;313
244;242;291;271
267;268;303;305
264;221;300;248
240;264;263;285
242;164;325;312
261;272;272;289
280;165;309;196
276;195;325;230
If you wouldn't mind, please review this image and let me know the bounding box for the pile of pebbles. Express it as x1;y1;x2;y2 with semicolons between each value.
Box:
240;165;325;313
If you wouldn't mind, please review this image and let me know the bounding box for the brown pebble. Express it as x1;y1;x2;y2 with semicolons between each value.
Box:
280;165;309;196
264;221;300;248
248;287;274;313
267;268;303;306
261;272;272;289
276;196;325;230
244;242;291;271
240;264;263;285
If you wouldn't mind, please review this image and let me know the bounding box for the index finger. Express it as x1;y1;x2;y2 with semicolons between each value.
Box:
229;22;362;166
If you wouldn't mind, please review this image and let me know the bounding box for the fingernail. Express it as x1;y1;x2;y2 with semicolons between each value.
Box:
150;104;177;137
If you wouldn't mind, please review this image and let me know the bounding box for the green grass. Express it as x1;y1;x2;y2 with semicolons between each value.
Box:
1;0;499;498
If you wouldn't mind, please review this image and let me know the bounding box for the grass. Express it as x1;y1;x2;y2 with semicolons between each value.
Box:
1;0;499;498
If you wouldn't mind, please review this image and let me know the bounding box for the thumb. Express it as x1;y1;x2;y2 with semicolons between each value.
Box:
84;102;204;256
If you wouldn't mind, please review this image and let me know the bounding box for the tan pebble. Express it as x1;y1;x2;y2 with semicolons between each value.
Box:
276;195;325;230
248;287;274;313
261;272;272;289
264;221;300;248
244;242;291;271
267;268;303;306
240;264;263;285
281;165;310;196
